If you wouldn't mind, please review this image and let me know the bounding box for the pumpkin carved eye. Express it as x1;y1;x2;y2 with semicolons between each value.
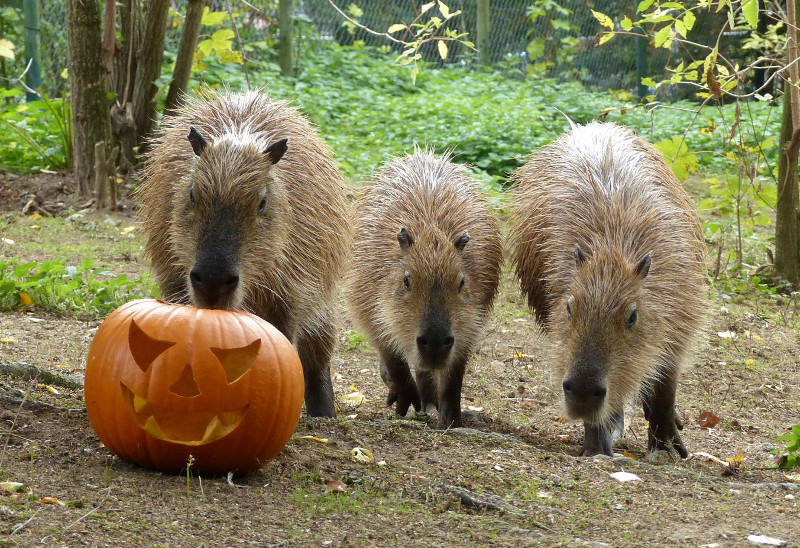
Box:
212;339;261;384
128;319;176;373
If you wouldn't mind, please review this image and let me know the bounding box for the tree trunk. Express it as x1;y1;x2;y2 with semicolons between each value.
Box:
164;0;208;117
66;0;112;197
131;0;170;146
775;0;800;285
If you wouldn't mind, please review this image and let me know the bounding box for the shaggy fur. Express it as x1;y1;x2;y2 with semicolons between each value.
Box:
137;90;351;417
508;121;706;456
346;149;503;427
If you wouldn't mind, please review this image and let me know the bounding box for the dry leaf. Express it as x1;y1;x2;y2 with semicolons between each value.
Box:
324;480;347;495
717;331;737;339
622;450;638;460
466;405;483;412
296;435;329;444
340;391;366;406
698;411;721;429
19;292;33;306
28;213;42;220
351;447;374;463
0;337;15;344
2;238;14;245
726;451;744;464
29;225;41;231
746;535;787;546
40;497;64;505
691;451;730;467
37;384;59;395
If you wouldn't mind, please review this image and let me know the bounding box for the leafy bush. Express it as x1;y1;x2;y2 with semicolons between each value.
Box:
0;258;157;318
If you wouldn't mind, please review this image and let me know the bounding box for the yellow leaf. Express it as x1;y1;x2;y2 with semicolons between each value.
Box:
340;391;366;406
2;238;14;245
598;32;615;45
437;0;450;18
591;10;614;30
437;40;448;60
726;451;744;464
19;292;33;306
30;225;41;231
37;384;59;395
513;351;527;359
0;38;14;60
0;337;15;344
121;226;137;235
296;435;329;443
28;213;42;220
622;450;638;460
387;23;406;34
745;359;755;367
351;447;374;463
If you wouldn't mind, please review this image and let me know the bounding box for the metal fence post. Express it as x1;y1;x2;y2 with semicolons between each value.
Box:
477;0;490;66
279;0;294;77
23;0;41;101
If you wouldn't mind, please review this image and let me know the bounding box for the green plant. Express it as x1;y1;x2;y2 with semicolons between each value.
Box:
775;423;800;468
0;258;157;317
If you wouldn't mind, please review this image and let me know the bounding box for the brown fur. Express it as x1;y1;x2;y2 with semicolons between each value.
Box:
346;150;503;427
509;122;706;456
137;90;351;417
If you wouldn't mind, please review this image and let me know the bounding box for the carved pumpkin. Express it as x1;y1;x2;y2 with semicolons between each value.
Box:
84;299;304;475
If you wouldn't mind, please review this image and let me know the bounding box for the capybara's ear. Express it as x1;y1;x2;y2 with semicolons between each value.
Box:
397;227;414;251
574;244;588;267
453;231;470;251
264;138;288;165
634;252;652;279
188;127;208;156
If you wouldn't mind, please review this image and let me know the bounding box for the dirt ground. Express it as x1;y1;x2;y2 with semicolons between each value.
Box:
1;170;799;547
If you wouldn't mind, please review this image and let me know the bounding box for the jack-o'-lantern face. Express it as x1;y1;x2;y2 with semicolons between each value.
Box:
85;299;304;475
119;319;262;445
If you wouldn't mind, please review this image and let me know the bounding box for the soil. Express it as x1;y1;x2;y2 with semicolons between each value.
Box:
1;170;799;547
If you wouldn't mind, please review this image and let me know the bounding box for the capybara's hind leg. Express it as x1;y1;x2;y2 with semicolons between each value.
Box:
296;317;337;418
642;365;687;458
380;348;421;417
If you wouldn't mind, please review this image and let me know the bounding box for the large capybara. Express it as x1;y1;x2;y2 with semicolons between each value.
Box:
346;150;503;428
509;121;706;457
138;90;351;417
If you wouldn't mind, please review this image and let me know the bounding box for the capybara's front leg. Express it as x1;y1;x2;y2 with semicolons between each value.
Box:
642;366;687;458
380;348;421;417
580;409;623;457
296;318;336;418
437;357;466;429
415;369;438;415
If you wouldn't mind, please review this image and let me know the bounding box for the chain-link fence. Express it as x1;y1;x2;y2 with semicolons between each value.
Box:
0;0;764;99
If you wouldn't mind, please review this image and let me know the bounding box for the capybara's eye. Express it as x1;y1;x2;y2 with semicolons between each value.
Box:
189;186;195;207
626;305;638;329
258;196;267;214
403;273;411;291
458;275;465;292
566;295;574;320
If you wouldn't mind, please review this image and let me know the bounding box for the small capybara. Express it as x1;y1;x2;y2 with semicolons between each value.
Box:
346;150;503;428
509;121;706;457
138;90;351;417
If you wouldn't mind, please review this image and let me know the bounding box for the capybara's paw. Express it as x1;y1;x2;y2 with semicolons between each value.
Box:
647;422;688;459
390;383;421;418
579;423;614;457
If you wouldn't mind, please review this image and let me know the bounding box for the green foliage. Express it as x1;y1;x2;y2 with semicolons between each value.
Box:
0;88;71;173
654;136;698;180
775;423;800;468
0;258;157;318
344;330;369;352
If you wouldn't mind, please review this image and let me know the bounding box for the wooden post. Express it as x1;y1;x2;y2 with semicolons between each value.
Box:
476;0;490;66
279;0;294;77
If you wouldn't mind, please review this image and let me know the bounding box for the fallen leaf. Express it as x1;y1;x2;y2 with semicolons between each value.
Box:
29;225;41;231
717;331;737;339
377;460;387;466
782;472;800;482
340;390;365;406
691;451;730;467
0;481;26;493
19;292;33;306
698;410;721;429
296;435;329;444
0;337;14;344
609;471;641;483
351;447;374;463
726;451;744;464
28;213;42;220
121;226;137;235
324;480;347;495
466;405;483;412
622;450;638;460
40;497;64;505
37;384;59;395
746;534;787;546
557;434;572;441
2;238;14;245
513;351;528;359
493;464;504;472
536;490;552;499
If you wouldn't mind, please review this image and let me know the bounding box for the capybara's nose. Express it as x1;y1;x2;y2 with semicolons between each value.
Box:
190;265;239;307
417;329;454;365
563;377;607;403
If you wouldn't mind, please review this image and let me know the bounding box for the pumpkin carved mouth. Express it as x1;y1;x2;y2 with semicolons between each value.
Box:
120;383;248;446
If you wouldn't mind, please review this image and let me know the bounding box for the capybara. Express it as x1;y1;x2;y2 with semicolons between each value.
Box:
509;121;706;457
346;150;503;428
138;90;351;417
